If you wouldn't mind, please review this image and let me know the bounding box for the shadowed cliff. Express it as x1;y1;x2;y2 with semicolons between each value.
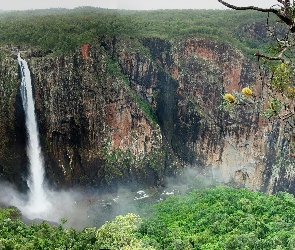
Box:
0;35;294;194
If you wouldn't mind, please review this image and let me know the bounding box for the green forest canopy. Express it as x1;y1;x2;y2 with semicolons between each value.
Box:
2;187;295;249
0;7;275;56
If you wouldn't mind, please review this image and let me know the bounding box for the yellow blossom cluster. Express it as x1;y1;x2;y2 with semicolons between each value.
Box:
224;93;235;103
224;87;252;103
242;87;252;97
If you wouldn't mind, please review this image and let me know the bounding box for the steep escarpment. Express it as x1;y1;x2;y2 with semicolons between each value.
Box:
0;36;293;193
28;44;165;188
94;36;295;193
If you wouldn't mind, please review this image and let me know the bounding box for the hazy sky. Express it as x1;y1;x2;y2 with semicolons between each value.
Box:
0;0;279;11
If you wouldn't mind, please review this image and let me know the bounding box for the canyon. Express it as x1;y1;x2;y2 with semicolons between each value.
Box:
0;35;293;194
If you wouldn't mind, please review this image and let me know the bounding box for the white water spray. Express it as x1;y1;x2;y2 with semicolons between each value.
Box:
18;54;52;218
0;55;94;228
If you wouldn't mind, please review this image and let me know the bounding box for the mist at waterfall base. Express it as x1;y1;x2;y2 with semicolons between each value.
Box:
0;55;93;229
0;55;216;230
0;181;92;229
0;169;212;229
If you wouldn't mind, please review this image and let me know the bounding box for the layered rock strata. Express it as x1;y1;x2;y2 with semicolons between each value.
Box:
0;37;292;194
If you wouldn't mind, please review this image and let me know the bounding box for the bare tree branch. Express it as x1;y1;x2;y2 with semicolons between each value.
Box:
254;52;285;62
217;0;295;31
218;0;279;13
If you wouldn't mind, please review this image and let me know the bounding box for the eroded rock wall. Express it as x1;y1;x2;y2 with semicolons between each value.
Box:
0;37;293;193
98;36;292;193
0;53;27;189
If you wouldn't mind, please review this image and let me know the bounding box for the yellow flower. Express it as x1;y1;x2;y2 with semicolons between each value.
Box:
281;62;286;72
242;87;252;97
224;93;236;103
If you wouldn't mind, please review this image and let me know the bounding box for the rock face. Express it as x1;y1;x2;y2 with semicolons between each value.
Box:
0;53;27;189
0;37;293;193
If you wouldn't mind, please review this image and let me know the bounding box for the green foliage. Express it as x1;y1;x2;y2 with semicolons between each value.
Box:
102;147;134;184
138;187;295;249
3;187;295;249
44;137;51;151
100;138;165;185
0;207;21;221
270;63;292;93
106;56;158;124
107;57;123;76
0;207;97;249
0;208;154;250
0;8;270;55
96;213;155;250
262;98;282;119
134;94;158;125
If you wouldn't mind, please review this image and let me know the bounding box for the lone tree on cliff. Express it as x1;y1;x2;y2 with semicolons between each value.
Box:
218;0;295;155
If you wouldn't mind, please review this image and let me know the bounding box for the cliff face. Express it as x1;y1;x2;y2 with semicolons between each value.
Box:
0;53;27;189
0;37;293;193
28;44;164;188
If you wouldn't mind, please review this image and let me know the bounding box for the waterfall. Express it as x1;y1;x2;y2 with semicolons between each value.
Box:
18;54;51;217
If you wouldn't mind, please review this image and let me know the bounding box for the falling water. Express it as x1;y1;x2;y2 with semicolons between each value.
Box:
18;54;51;218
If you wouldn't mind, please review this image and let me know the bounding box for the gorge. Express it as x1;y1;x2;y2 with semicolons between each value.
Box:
0;35;293;196
0;9;294;202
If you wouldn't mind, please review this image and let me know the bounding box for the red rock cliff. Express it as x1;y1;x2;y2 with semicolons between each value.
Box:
0;37;293;194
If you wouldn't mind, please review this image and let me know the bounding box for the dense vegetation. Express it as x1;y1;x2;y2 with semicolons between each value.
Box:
0;207;151;250
2;187;295;249
139;187;295;249
0;7;274;56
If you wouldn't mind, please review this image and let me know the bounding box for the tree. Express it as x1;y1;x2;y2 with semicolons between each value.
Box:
218;0;295;155
95;213;155;250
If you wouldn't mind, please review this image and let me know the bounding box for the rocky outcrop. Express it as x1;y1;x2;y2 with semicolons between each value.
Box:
0;36;293;194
